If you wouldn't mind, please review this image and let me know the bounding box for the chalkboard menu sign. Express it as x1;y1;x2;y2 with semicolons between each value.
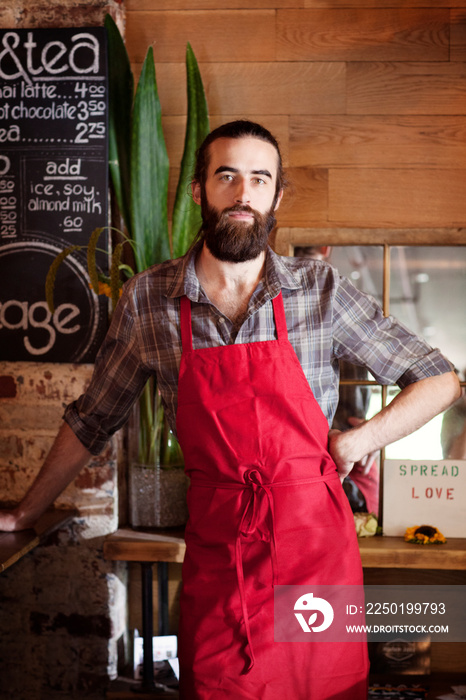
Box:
0;27;108;362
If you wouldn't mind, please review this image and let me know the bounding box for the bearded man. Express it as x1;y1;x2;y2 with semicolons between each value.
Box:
0;121;459;700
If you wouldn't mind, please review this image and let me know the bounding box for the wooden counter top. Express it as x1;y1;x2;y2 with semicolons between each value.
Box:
104;529;466;570
103;527;186;563
358;535;466;570
0;508;78;573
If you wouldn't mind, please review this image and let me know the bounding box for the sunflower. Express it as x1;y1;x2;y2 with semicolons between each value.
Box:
404;524;446;544
88;280;123;300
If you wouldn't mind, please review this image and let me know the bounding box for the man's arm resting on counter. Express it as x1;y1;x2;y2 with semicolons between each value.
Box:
329;371;461;481
0;422;92;532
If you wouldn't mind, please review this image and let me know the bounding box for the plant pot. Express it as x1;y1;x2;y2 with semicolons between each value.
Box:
129;463;189;528
127;383;189;528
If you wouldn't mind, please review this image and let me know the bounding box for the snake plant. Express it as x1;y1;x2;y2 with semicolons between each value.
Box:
105;14;208;268
47;16;209;465
106;15;210;465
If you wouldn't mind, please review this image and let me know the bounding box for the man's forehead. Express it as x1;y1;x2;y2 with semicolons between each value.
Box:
206;136;279;178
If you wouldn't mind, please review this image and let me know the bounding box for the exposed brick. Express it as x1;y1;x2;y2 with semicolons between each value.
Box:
23;434;53;465
0;8;17;27
0;4;126;695
30;611;51;635
0;362;94;404
52;612;111;638
0;464;45;502
0;435;24;460
0;375;17;398
77;670;110;695
18;5;110;28
74;464;114;490
0;402;65;429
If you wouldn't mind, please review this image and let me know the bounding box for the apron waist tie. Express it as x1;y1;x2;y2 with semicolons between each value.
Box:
192;469;339;674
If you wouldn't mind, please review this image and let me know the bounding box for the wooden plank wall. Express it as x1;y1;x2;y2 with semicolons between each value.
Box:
124;2;466;674
125;0;466;232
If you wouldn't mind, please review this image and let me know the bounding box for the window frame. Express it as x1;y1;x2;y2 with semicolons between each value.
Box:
274;227;466;523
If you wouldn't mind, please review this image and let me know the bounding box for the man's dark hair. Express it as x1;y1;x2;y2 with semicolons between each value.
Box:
193;120;286;200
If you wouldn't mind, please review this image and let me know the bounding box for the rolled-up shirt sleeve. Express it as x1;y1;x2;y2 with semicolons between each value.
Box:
64;283;153;455
332;274;454;387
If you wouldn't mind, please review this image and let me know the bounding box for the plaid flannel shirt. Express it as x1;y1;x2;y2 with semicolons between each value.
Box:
65;245;453;455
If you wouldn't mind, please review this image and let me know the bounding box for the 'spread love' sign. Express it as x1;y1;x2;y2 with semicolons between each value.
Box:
383;459;466;537
0;27;108;362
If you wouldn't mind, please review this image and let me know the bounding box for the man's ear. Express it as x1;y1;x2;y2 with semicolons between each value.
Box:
274;188;284;212
192;181;201;206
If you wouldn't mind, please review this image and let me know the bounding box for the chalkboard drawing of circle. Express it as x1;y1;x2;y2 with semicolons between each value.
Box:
0;233;108;362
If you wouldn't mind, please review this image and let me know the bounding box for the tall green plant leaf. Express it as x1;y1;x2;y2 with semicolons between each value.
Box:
105;14;134;235
130;47;170;271
171;43;210;259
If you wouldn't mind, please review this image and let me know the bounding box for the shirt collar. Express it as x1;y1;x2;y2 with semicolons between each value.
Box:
165;242;203;301
165;243;301;301
264;246;302;295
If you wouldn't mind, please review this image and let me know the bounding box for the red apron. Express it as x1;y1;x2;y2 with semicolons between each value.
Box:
176;292;369;700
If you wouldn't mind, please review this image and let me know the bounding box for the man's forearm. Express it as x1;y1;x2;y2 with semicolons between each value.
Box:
0;422;92;531
329;371;461;480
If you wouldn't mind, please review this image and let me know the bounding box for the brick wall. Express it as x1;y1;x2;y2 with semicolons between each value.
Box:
0;3;128;699
0;362;128;699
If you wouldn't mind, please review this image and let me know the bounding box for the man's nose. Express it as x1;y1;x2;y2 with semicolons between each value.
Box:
234;179;250;204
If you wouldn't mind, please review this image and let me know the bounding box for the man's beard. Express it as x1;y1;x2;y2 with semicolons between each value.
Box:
201;202;277;263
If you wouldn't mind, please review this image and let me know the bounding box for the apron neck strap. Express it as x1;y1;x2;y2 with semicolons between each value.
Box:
179;290;289;352
272;291;288;341
180;295;193;353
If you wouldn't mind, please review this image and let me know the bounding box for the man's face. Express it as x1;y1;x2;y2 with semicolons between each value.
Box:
192;136;283;263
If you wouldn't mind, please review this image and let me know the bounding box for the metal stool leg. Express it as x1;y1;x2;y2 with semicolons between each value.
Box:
157;562;169;635
139;561;156;691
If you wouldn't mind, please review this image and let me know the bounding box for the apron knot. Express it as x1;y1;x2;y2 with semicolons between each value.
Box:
236;467;278;674
243;468;263;487
239;467;270;536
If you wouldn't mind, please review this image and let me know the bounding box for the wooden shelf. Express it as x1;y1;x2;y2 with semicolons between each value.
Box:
0;508;78;573
104;529;466;570
103;528;186;563
359;536;466;570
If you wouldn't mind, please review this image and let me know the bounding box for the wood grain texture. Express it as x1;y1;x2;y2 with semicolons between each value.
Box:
273;227;466;256
329;168;466;227
289;116;466;168
163;115;290;166
103;528;186;563
127;0;302;9
0;508;77;573
451;9;466;62
430;644;466;673
146;62;346;116
358;536;466;570
305;0;466;7
126;10;276;64
277;9;449;62
127;0;465;7
347;62;466;115
364;569;466;586
105;530;466;569
275;167;328;226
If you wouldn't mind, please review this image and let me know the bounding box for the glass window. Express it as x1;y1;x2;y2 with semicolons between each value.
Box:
289;237;466;520
390;246;466;382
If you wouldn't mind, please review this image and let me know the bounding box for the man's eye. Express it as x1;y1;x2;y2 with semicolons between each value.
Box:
253;178;266;185
220;174;233;182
